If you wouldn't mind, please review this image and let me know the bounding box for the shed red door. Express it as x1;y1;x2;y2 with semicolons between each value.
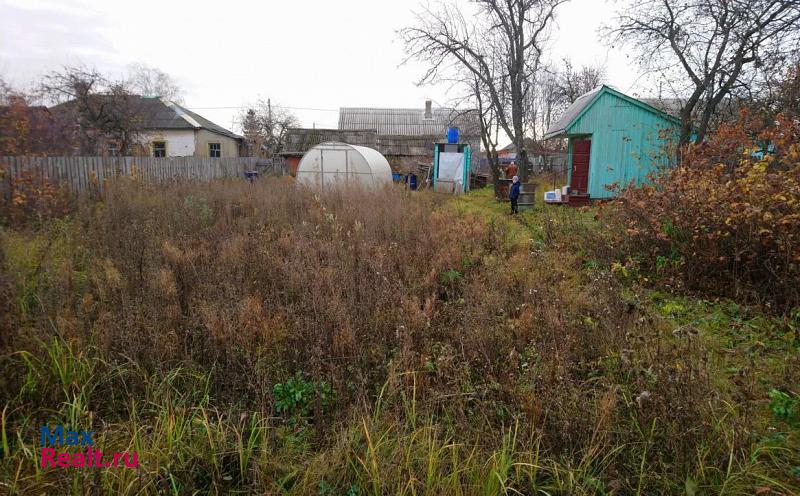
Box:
570;139;591;195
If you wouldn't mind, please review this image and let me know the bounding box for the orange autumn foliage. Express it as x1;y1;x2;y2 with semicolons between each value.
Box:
0;164;72;227
608;112;800;310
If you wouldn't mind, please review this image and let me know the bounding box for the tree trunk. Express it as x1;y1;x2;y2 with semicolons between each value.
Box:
489;151;502;197
479;121;502;196
695;58;746;145
678;113;693;162
677;85;705;162
517;144;530;181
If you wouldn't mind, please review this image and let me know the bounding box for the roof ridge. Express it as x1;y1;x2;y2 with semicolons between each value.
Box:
339;106;471;111
161;98;202;128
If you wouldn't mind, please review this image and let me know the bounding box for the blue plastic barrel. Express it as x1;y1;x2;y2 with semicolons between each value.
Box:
392;172;403;182
447;127;459;144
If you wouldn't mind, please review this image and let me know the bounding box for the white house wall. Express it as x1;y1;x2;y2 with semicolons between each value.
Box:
141;130;196;157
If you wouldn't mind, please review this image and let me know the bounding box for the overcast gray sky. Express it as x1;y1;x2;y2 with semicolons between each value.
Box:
0;0;650;135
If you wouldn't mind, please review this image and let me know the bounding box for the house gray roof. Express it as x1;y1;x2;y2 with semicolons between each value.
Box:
338;107;480;138
142;97;243;140
51;95;243;140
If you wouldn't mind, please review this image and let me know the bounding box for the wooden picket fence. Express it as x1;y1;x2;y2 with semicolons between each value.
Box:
0;156;265;194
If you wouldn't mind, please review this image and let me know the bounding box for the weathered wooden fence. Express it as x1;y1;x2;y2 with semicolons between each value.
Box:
0;156;265;194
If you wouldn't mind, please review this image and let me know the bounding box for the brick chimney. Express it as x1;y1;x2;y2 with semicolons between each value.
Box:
424;100;432;119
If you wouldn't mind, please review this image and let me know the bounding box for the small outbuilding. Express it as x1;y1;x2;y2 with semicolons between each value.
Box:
295;142;393;189
280;128;378;177
544;85;681;203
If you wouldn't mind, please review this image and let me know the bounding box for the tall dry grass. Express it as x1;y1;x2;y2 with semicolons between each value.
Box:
0;177;797;494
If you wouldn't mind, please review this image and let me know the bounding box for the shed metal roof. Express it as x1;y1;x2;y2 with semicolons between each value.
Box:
543;86;603;139
544;85;682;139
338;107;480;137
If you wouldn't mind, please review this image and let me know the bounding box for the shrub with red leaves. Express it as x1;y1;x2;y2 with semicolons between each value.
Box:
607;112;800;311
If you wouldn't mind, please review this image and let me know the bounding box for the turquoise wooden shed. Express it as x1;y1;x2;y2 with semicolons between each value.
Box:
544;85;680;203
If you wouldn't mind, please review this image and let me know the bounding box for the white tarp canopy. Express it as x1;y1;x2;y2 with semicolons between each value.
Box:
437;152;464;181
296;142;393;189
436;152;465;192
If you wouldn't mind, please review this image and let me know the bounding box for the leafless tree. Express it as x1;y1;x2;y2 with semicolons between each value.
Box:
526;59;604;142
127;63;184;103
401;0;568;181
554;58;604;105
745;59;800;126
608;0;800;149
466;74;504;189
239;99;299;158
40;66;144;155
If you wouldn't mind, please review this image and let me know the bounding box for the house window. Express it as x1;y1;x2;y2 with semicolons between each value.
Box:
209;143;221;158
107;142;119;156
152;141;166;157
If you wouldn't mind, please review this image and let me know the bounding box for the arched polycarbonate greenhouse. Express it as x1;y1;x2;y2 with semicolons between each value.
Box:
295;142;393;189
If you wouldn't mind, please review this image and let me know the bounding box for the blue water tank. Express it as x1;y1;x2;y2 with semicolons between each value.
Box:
447;127;460;144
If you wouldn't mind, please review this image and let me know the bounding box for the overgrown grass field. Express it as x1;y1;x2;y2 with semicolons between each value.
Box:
1;178;798;494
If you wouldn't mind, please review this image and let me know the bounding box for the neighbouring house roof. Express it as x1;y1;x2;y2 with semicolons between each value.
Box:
378;135;444;157
498;138;552;154
144;98;243;140
499;142;517;152
640;97;683;117
0;104;51;118
0;105;55;129
51;95;243;140
338;106;480;138
280;128;455;159
544;85;681;139
643;96;744;121
281;128;378;155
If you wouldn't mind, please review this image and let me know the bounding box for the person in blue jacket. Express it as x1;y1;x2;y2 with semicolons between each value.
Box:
509;175;521;214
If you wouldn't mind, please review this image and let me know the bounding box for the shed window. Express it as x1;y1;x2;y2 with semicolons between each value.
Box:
107;142;119;157
152;141;166;157
209;143;221;158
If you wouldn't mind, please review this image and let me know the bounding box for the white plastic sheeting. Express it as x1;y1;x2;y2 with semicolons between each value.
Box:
437;152;464;181
296;142;393;189
435;152;465;193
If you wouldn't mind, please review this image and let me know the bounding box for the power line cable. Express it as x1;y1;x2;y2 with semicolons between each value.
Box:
185;105;339;112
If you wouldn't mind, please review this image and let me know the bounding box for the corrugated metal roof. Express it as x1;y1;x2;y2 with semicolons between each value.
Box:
545;85;683;139
281;128;466;158
282;128;378;154
544;86;603;139
640;97;683;117
338;107;480;137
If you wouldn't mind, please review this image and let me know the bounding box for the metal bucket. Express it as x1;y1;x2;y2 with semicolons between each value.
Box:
496;180;536;209
518;182;537;210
